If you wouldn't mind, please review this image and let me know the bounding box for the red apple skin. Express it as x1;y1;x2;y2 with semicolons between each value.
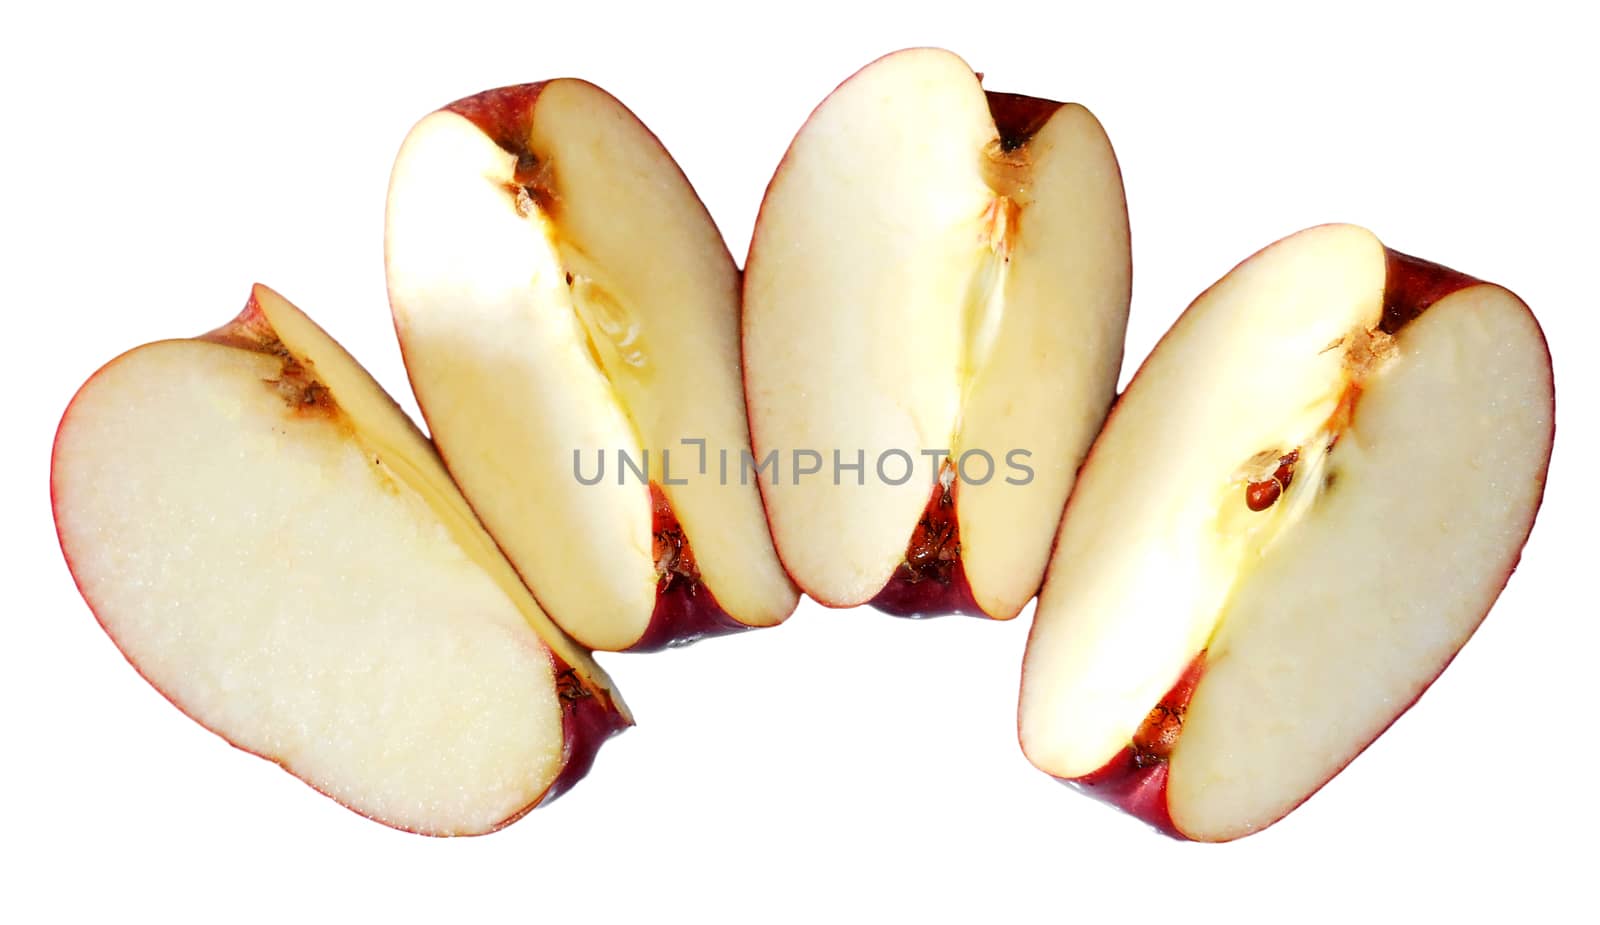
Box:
532;651;633;810
984;90;1065;151
868;567;981;618
51;291;633;837
1026;233;1555;841
442;82;563;217
631;583;750;651
443;81;549;155
868;477;984;618
628;483;755;651
1071;753;1176;835
1380;248;1481;334
397;82;762;651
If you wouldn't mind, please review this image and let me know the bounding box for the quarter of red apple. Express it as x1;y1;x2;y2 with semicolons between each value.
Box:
386;80;797;652
1018;224;1554;841
742;48;1131;619
52;285;630;836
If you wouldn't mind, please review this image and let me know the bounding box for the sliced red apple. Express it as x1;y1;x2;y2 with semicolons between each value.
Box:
742;48;1131;619
51;285;631;836
385;80;797;652
1018;224;1554;841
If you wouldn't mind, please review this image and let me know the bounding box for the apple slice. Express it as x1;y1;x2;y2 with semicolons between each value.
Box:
1018;225;1554;841
385;81;797;651
741;48;1131;619
51;285;631;836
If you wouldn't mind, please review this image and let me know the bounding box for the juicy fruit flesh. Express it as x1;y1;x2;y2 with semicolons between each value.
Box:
501;136;652;383
1167;284;1552;840
386;112;657;650
55;339;569;836
1202;327;1386;578
386;80;794;650
957;190;1018;422
244;287;619;693
1020;225;1391;779
869;126;1026;615
951;99;1129;619
743;48;1129;615
744;50;996;612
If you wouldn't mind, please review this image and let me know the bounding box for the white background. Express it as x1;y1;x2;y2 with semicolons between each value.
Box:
5;1;1595;921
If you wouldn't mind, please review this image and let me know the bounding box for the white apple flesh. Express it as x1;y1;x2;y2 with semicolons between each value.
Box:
51;285;631;836
742;48;1131;619
1018;225;1554;841
386;81;797;652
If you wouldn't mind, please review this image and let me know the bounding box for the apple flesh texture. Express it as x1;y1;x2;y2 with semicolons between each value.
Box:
1018;225;1554;841
742;48;1131;619
385;80;796;652
51;285;630;836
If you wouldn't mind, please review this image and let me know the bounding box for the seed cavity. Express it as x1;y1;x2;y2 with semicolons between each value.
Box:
652;485;701;595
980;136;1032;202
570;274;647;372
980;195;1021;261
507;152;559;218
1244;450;1298;512
1340;326;1398;380
262;352;338;418
1131;701;1184;768
554;665;594;710
896;461;962;586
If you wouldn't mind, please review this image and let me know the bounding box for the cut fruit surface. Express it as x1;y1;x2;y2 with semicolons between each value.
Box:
51;285;630;836
386;80;796;651
1018;225;1554;841
742;47;1131;618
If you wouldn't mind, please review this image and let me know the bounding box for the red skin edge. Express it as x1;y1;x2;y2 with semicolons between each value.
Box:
443;81;550;153
983;90;1065;150
868;566;981;619
1034;233;1556;841
628;483;755;652
51;290;630;836
529;652;631;812
1064;655;1206;838
743;52;1108;620
401;83;766;651
868;476;983;618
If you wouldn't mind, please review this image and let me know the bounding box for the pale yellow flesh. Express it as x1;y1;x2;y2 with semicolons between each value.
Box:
1020;225;1389;775
256;286;616;689
1169;284;1551;840
954;104;1130;618
386;80;794;650
1018;226;1552;840
742;48;1129;613
53;287;619;836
